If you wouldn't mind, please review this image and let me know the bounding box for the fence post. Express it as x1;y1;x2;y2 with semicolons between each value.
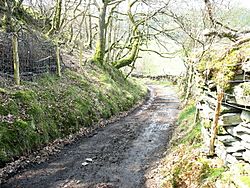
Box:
56;41;61;77
12;32;20;85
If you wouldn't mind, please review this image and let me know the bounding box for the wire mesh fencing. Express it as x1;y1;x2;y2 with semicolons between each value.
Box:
0;31;61;85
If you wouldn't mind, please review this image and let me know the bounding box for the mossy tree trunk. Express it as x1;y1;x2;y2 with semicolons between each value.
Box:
209;88;224;156
87;1;93;49
93;1;108;64
2;0;13;32
79;35;84;66
112;0;141;69
2;0;21;85
93;0;108;64
12;33;20;85
47;0;62;36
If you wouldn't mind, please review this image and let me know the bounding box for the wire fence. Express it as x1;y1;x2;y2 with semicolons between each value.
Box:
0;31;60;84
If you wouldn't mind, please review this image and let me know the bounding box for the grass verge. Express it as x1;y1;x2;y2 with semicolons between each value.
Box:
161;101;226;188
0;64;147;167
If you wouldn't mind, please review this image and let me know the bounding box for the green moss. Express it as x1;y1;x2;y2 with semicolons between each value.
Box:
240;176;250;187
200;162;225;182
14;90;36;103
178;103;196;124
0;66;147;165
240;82;250;96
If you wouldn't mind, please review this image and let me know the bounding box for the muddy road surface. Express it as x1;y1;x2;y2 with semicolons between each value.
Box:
2;85;180;188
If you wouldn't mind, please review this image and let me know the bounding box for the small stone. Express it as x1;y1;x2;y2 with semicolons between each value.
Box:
81;162;89;166
85;158;93;162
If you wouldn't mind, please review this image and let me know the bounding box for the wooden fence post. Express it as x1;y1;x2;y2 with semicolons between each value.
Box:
12;32;20;85
56;41;61;77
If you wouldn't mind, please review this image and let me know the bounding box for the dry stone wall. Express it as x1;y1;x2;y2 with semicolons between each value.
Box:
197;61;250;165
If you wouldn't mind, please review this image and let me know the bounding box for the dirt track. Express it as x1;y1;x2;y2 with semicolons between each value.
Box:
2;84;179;188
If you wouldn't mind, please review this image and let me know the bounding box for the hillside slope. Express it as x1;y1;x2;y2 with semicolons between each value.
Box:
0;62;147;167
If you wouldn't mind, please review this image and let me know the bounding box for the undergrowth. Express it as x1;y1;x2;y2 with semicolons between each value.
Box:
0;64;147;166
161;102;225;188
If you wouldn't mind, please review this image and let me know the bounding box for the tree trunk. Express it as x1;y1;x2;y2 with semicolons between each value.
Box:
209;89;224;156
112;37;140;69
87;0;93;49
93;1;107;64
2;0;13;32
79;36;84;66
12;33;20;85
47;0;62;36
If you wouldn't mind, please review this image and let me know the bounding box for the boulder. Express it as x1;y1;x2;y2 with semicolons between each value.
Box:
219;113;242;126
241;111;250;123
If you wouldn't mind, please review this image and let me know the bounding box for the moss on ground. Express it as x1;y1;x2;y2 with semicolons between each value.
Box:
0;65;147;167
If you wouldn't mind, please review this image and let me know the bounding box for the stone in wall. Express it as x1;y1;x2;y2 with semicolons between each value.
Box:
234;83;250;106
226;144;246;154
217;135;241;145
242;141;250;150
219;113;242;126
243;150;250;163
226;154;239;164
235;123;250;134
240;134;250;143
242;61;250;72
215;143;238;164
199;103;214;120
201;126;210;147
225;123;250;140
218;125;228;135
221;105;241;114
225;125;238;136
232;152;244;160
241;111;250;123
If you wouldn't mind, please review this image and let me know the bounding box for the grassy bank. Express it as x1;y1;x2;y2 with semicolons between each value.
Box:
0;64;147;166
161;102;226;188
